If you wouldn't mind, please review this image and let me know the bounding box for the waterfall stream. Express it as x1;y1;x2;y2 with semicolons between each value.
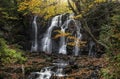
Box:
42;15;60;54
28;60;68;79
29;14;100;79
74;20;82;56
31;14;96;56
59;27;67;54
41;14;82;55
88;40;96;57
31;15;38;52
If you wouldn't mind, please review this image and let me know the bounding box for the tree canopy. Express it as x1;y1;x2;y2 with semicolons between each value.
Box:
18;0;71;19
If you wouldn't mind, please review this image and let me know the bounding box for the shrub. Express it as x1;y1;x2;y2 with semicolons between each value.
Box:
0;38;26;64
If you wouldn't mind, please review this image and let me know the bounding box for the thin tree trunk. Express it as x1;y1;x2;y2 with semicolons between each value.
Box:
83;19;109;49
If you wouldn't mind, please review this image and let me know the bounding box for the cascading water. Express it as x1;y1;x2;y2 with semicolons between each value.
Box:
29;14;99;79
28;60;68;79
30;13;98;57
42;15;62;54
31;16;38;52
41;14;82;55
74;20;82;56
53;60;68;77
58;15;72;55
88;40;95;57
58;27;67;54
28;67;53;79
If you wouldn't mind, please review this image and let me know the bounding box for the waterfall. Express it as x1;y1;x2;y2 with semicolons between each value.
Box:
41;14;82;56
58;16;69;55
31;15;38;52
58;27;67;54
30;13;99;57
88;40;95;57
28;14;100;79
42;15;62;54
74;20;82;56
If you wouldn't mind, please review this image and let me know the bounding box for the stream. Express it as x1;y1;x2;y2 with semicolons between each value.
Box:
29;13;101;79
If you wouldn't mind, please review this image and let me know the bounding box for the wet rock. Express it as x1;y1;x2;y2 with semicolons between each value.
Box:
88;71;99;79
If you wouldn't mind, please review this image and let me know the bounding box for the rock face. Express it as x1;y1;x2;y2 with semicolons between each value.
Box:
30;13;103;57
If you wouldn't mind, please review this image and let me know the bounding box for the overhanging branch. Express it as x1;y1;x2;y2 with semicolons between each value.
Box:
83;18;109;49
67;0;77;15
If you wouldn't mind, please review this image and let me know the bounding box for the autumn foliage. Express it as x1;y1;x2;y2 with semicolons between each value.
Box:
54;30;86;47
18;0;71;19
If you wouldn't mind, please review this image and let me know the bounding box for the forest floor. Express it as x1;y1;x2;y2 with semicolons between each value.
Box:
0;53;108;79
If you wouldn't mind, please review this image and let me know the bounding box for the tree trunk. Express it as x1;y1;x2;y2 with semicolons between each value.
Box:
83;18;109;49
